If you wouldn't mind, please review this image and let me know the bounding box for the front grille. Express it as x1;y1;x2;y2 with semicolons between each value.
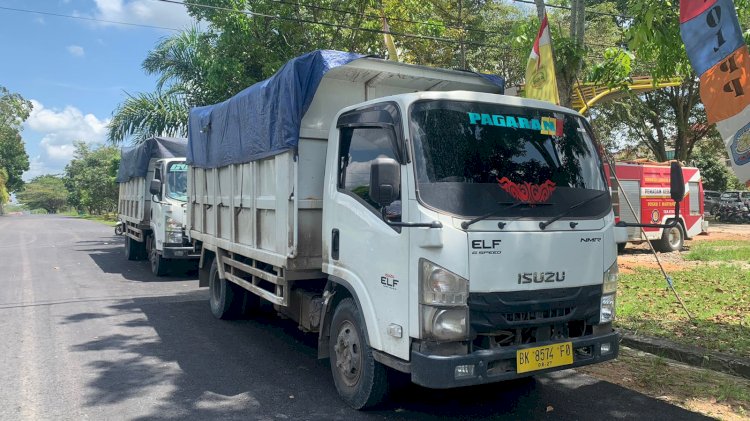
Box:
503;307;573;323
468;284;601;333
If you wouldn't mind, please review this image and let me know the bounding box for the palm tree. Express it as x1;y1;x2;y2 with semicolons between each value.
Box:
108;27;214;144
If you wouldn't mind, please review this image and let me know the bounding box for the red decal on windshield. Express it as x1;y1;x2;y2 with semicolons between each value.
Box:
497;177;556;204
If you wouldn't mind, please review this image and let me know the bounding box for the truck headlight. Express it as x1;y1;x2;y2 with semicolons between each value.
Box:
603;261;618;294
601;261;618;323
419;259;469;341
166;217;184;244
421;307;468;341
420;259;468;306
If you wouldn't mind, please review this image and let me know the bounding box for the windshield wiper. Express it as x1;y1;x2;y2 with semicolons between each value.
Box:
461;201;553;229
538;191;609;230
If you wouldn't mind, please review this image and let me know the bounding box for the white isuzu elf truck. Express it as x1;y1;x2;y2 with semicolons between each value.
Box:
186;50;684;409
117;136;199;276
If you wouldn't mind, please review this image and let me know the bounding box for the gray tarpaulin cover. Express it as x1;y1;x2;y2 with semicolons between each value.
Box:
116;137;187;183
187;50;505;169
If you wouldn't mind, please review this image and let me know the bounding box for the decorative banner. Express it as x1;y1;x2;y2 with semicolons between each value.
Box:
681;0;750;183
700;45;750;123
525;14;560;105
680;0;744;77
717;103;750;181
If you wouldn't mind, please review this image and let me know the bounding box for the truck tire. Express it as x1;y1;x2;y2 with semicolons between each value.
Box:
150;248;169;277
125;236;145;261
655;223;684;252
329;297;389;410
208;258;244;319
617;242;627;254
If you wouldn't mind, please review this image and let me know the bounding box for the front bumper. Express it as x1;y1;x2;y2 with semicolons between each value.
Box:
162;245;200;259
410;330;619;389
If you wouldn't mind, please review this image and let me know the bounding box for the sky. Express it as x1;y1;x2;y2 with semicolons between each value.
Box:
0;0;197;181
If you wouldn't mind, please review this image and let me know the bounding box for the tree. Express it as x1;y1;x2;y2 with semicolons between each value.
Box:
589;0;750;162
0;86;32;193
16;175;68;213
64;142;120;214
0;168;9;214
108;27;214;144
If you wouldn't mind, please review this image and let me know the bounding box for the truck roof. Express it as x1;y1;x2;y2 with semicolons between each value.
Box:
116;136;187;183
187;50;505;169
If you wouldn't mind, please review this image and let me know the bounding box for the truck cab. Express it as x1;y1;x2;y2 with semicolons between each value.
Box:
147;158;196;274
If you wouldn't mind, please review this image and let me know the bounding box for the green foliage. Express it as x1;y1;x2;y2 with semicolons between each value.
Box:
587;47;634;86
64;142;120;214
16;175;68;213
108;91;189;144
690;146;742;191
0;86;32;192
0;168;8;206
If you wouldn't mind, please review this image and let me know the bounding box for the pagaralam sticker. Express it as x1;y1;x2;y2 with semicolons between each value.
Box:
467;112;563;136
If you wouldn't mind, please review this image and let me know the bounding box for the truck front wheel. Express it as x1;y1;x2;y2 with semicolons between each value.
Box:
208;258;244;319
150;247;169;276
329;298;389;409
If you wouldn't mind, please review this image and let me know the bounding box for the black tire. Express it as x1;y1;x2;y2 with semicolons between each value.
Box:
125;236;145;261
329;297;389;410
208;258;245;319
655;223;684;252
150;247;170;276
617;242;627;254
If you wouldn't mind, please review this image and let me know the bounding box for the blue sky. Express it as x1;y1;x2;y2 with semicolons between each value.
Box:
0;0;196;180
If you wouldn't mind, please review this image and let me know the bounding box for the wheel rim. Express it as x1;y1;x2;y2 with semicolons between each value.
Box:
333;320;362;388
668;227;681;249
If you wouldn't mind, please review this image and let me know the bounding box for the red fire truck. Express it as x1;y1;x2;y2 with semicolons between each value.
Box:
612;161;708;252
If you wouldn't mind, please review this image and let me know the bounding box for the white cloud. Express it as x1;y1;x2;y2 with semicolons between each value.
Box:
25;100;110;163
91;0;195;30
34;16;45;25
23;156;66;181
67;45;85;57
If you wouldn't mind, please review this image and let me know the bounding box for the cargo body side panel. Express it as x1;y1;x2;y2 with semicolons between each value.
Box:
187;141;325;273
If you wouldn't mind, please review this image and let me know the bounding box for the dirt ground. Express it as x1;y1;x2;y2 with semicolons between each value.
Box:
617;221;750;274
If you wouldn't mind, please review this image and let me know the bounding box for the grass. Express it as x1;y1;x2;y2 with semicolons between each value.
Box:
579;347;750;419
616;264;750;357
62;211;118;227
685;240;750;262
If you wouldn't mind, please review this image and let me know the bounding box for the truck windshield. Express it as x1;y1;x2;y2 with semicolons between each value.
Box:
410;100;609;219
166;162;188;202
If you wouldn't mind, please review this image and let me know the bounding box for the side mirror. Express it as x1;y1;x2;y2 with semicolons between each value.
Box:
670;162;685;202
369;157;400;208
149;179;162;196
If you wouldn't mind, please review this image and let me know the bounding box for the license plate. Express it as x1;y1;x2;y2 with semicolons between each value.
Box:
516;342;573;374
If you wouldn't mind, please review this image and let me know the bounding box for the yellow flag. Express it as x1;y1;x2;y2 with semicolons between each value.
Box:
382;14;399;61
525;14;560;105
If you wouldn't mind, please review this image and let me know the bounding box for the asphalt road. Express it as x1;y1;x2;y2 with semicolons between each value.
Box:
0;215;712;421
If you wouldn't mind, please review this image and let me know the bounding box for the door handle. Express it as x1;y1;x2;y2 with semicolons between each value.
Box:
331;229;339;260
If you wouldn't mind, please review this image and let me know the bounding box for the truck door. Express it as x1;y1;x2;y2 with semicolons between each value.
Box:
325;104;410;360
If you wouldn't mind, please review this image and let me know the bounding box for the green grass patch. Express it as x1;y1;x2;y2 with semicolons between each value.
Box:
63;211;118;226
685;240;750;262
617;265;750;357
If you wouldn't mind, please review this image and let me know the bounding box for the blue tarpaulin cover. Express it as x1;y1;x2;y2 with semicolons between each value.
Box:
187;50;505;168
116;137;187;183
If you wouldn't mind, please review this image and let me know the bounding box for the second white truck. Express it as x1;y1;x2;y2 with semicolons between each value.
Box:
117;136;199;276
187;50;627;409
